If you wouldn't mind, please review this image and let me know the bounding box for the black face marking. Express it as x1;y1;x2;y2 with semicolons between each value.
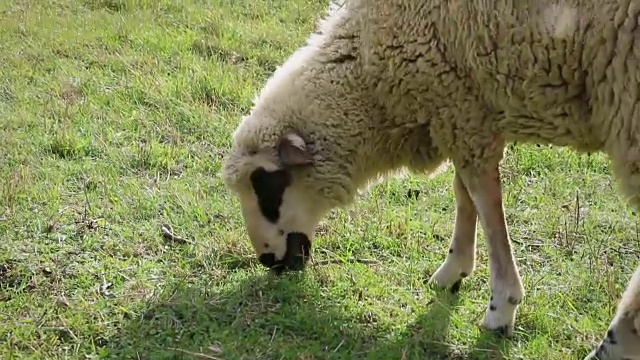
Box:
250;167;292;223
283;232;311;271
507;296;521;305
261;232;312;274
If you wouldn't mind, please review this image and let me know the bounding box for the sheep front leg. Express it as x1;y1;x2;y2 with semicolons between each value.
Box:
457;164;525;337
429;170;478;293
584;264;640;360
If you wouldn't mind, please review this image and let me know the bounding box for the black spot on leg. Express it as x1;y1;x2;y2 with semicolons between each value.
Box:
250;167;292;223
448;248;453;254
597;344;606;357
489;304;497;311
490;295;494;301
460;272;468;278
606;329;617;344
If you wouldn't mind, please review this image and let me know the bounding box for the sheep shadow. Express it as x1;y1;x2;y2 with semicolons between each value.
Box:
368;285;514;360
103;270;515;359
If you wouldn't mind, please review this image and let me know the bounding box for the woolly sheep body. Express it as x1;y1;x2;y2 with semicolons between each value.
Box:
222;1;640;358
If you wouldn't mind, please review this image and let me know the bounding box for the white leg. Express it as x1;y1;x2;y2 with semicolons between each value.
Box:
430;170;478;293
584;264;640;360
457;164;525;337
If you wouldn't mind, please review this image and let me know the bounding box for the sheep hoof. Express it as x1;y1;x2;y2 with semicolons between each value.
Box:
450;279;463;294
481;304;517;338
582;349;600;360
486;324;513;338
428;257;473;294
427;274;464;294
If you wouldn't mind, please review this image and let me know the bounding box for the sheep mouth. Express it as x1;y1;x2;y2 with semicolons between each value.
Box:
268;232;311;274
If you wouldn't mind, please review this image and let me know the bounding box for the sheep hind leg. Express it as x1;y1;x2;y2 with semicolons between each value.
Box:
456;162;525;337
585;146;640;359
584;264;640;360
429;170;478;293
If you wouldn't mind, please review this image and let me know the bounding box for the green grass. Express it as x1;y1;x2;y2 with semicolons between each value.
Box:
0;0;638;359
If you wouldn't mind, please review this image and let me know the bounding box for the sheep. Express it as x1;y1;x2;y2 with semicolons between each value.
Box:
220;0;640;358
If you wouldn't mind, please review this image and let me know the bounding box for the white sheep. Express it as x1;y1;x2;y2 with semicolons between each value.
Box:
221;0;640;358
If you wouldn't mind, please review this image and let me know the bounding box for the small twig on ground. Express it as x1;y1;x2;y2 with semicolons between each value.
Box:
161;223;191;244
332;339;345;353
312;257;380;266
167;347;221;360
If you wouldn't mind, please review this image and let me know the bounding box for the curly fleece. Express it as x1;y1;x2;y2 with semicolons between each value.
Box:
222;1;640;357
223;0;640;211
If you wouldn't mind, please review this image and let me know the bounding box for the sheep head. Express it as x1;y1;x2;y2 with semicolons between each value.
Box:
222;130;331;274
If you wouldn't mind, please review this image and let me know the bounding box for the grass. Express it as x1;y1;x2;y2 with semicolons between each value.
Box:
0;0;638;359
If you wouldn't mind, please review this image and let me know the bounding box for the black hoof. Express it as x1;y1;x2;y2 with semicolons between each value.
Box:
582;348;602;360
488;325;511;338
450;279;462;294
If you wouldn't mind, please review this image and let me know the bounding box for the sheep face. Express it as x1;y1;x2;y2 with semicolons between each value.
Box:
223;131;328;274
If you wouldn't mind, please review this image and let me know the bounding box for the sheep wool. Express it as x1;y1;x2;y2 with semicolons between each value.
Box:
222;1;640;359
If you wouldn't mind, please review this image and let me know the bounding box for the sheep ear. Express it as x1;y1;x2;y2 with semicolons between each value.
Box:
277;132;313;167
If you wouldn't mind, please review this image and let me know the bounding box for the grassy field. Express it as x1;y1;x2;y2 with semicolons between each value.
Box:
1;0;638;359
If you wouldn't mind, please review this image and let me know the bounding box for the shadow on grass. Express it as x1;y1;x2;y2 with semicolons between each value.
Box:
104;271;515;359
367;290;464;360
369;286;514;360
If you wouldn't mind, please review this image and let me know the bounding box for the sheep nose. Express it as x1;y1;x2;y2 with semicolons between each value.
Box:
259;253;277;268
283;232;311;271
